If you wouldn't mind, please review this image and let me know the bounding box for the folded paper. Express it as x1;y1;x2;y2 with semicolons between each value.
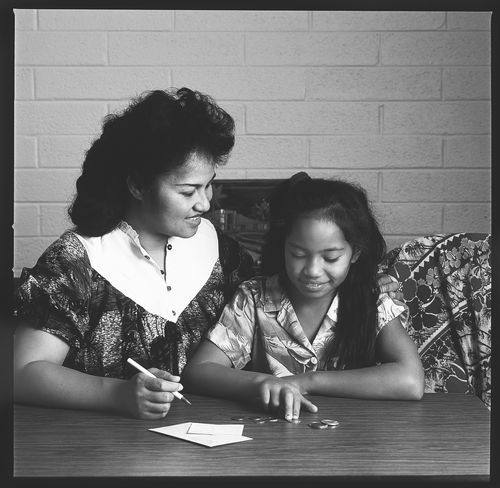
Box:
187;422;244;435
149;422;252;447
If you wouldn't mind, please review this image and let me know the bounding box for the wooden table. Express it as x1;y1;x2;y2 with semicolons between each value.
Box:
13;393;490;484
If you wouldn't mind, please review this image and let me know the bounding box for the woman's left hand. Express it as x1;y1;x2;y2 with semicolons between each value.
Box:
377;273;402;301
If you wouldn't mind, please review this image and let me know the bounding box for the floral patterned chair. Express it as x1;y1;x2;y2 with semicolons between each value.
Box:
379;233;491;409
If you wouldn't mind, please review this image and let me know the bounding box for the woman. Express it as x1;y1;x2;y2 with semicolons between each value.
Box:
13;87;253;419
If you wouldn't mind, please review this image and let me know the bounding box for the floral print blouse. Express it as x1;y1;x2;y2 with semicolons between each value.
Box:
206;274;409;376
13;219;254;378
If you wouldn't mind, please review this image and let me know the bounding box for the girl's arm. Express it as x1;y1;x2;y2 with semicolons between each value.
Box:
14;324;183;419
290;317;424;400
182;340;318;420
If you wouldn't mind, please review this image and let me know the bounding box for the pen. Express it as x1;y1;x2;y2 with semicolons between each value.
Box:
126;357;192;405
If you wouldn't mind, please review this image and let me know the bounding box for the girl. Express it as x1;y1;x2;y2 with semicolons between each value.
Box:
182;173;424;421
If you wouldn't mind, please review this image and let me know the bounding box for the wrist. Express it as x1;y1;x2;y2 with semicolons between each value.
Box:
100;377;128;414
297;372;316;395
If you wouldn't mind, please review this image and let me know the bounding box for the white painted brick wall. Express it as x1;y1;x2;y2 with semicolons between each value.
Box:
247;102;379;134
307;68;441;100
311;11;446;31
246;33;379;65
13;9;492;275
175;10;308;31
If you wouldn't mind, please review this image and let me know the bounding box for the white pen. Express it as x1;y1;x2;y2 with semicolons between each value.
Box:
127;357;192;405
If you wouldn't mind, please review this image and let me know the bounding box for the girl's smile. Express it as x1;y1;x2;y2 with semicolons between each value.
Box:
284;216;360;304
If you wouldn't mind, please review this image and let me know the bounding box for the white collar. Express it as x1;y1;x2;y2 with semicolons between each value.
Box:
73;218;219;321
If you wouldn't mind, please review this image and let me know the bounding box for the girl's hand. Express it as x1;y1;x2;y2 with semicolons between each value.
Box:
377;273;402;301
118;368;183;419
256;376;318;422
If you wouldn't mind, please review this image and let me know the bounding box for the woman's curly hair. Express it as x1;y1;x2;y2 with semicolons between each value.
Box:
68;87;235;236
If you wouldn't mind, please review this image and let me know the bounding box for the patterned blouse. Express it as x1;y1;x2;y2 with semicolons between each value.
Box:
13;219;254;378
206;274;409;376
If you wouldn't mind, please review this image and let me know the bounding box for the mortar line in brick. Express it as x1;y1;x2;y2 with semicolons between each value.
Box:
441;138;446;168
440;67;444;100
34;135;39;168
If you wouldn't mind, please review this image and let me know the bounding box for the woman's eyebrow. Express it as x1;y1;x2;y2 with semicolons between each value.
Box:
175;173;216;187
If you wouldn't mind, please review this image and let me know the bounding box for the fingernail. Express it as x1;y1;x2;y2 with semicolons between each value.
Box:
177;384;183;391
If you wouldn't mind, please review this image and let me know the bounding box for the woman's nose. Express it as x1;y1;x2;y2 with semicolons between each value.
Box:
194;190;211;213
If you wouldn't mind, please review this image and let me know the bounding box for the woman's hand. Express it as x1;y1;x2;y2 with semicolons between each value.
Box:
118;368;184;419
377;273;402;300
256;376;318;421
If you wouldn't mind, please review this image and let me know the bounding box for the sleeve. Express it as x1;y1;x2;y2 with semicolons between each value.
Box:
376;294;409;335
205;280;257;370
13;232;92;349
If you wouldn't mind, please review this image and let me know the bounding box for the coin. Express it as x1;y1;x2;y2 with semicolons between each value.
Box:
321;419;340;426
252;419;266;424
248;416;263;421
308;421;328;429
231;416;245;421
267;417;279;422
290;418;301;424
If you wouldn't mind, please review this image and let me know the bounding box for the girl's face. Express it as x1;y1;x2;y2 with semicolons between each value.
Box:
128;152;215;239
284;216;360;303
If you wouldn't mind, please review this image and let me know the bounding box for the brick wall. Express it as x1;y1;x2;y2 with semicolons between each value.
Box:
14;9;491;275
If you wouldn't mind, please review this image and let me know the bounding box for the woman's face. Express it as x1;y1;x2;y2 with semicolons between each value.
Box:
284;216;360;304
129;152;216;239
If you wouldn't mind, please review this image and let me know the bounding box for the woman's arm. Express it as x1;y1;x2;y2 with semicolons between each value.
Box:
14;324;183;419
290;317;424;400
182;340;318;420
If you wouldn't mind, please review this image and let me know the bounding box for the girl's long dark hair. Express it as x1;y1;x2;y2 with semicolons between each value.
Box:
261;173;386;369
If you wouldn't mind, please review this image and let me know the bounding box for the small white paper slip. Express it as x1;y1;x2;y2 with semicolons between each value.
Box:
187;422;244;436
149;422;252;448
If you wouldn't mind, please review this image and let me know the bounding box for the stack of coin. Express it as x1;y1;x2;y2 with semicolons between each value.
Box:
321;419;340;429
307;419;340;429
308;421;328;429
248;416;267;423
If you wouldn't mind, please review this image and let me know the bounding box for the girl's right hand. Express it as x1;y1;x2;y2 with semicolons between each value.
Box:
118;368;183;419
256;376;318;422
